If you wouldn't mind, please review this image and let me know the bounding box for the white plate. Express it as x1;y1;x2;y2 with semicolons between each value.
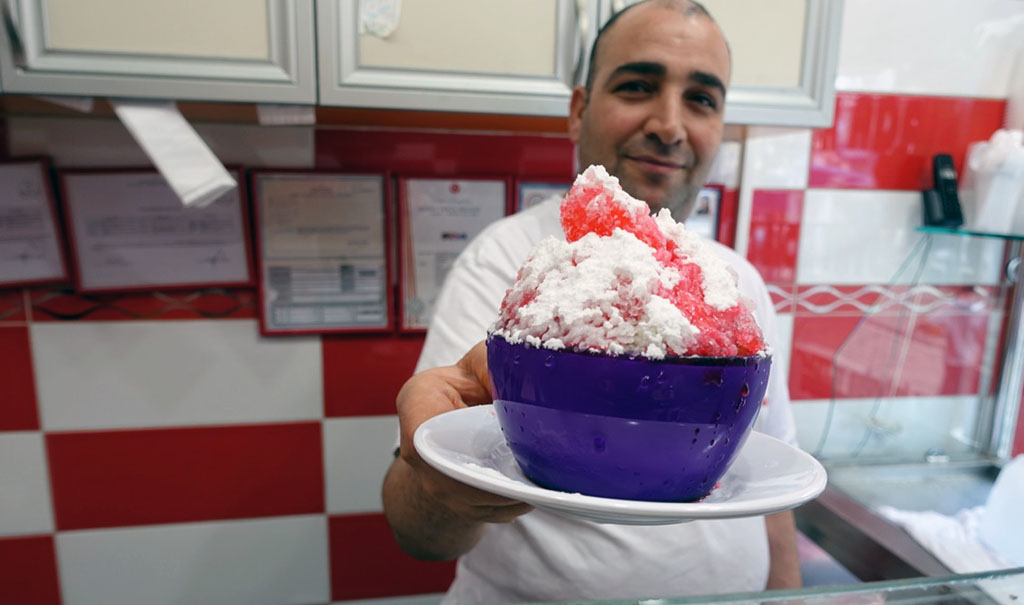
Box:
414;405;827;525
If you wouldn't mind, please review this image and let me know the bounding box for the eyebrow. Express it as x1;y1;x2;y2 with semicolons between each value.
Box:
607;62;726;97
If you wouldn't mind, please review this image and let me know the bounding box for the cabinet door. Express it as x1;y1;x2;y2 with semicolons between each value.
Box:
318;0;599;116
600;0;843;127
0;0;316;104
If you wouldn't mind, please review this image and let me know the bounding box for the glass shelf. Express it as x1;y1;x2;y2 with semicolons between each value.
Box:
557;566;1024;604
918;225;1024;242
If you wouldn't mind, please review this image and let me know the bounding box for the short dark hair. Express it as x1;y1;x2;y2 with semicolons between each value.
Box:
583;0;719;95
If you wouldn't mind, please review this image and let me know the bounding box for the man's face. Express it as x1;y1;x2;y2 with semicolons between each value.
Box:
569;3;731;217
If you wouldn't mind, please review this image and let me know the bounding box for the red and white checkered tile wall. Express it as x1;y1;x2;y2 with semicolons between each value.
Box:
3;1;1024;603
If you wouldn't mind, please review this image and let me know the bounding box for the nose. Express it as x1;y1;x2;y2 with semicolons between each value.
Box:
643;94;686;147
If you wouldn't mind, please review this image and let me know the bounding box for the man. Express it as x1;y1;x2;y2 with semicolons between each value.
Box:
382;1;801;602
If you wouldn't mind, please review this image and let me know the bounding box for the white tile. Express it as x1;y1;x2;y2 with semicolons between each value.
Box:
333;594;444;605
706;141;743;189
835;0;1024;98
32;320;323;430
7;117;315;169
0;432;54;536
743;127;812;189
324;416;400;514
57;515;329;605
792;396;982;461
797;189;1004;285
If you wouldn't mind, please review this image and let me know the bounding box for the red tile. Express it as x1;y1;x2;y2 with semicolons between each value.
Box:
0;289;26;321
746;190;803;284
30;288;257;321
329;514;455;601
47;423;324;530
0;326;40;431
323;334;425;417
795;285;887;316
767;284;796;313
810;93;1006;190
790;309;990;400
0;535;62;605
316;129;574;178
716;188;739;248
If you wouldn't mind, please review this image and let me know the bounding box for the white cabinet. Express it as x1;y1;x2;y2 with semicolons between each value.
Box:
0;0;316;104
600;0;844;127
317;0;599;116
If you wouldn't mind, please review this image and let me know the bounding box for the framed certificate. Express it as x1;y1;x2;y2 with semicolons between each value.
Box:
688;185;723;241
252;171;391;335
0;159;69;287
398;176;509;331
60;169;253;293
516;179;571;213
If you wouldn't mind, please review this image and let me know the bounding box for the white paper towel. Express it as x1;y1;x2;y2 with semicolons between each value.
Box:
111;100;236;208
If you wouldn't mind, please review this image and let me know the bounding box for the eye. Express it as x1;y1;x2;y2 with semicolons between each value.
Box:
687;91;720;111
612;80;655;96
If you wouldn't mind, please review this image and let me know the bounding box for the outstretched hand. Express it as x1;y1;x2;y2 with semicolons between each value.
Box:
394;341;533;524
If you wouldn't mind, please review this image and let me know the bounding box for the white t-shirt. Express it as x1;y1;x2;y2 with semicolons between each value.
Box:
416;197;797;604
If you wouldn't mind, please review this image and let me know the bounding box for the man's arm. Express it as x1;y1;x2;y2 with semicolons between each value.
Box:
382;342;533;561
765;510;802;589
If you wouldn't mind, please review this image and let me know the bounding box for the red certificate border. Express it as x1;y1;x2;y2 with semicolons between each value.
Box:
396;174;512;333
250;169;394;336
59;167;255;294
0;157;71;288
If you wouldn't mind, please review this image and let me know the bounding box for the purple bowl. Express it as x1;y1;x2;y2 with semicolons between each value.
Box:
486;334;771;502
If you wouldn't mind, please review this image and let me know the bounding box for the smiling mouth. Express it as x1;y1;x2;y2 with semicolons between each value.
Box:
626;156;688;172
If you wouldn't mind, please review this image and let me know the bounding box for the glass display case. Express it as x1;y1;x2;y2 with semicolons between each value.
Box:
554;566;1024;605
796;226;1023;581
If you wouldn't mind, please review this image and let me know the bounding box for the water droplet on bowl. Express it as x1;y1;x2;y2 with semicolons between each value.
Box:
740;382;750;397
639;375;651;390
544;354;555;368
593;437;607;452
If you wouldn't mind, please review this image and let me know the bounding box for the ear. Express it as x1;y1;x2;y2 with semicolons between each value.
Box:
567;85;588;144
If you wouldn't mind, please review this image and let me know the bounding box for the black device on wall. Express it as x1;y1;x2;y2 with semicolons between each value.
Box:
922;153;964;227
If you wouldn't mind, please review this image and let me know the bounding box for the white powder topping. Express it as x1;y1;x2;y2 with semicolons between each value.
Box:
494;230;699;359
574;164;649;215
653;209;739;310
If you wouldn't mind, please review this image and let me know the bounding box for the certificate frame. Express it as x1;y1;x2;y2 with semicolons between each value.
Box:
688;185;724;242
0;157;69;288
515;178;572;213
397;175;511;333
59;167;255;294
250;169;393;336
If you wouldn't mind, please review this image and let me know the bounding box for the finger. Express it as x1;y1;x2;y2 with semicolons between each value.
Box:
456;341;492;401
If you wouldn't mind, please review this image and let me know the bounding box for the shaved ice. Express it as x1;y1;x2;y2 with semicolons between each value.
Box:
492;165;765;358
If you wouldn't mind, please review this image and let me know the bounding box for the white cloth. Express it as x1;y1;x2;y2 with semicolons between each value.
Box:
416;196;798;604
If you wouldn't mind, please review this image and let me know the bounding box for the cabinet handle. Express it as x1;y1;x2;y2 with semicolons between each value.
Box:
572;0;590;86
1;0;26;69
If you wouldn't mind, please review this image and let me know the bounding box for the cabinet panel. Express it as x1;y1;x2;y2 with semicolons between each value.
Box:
44;0;270;60
358;0;557;77
601;0;843;127
318;0;597;116
0;0;315;104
